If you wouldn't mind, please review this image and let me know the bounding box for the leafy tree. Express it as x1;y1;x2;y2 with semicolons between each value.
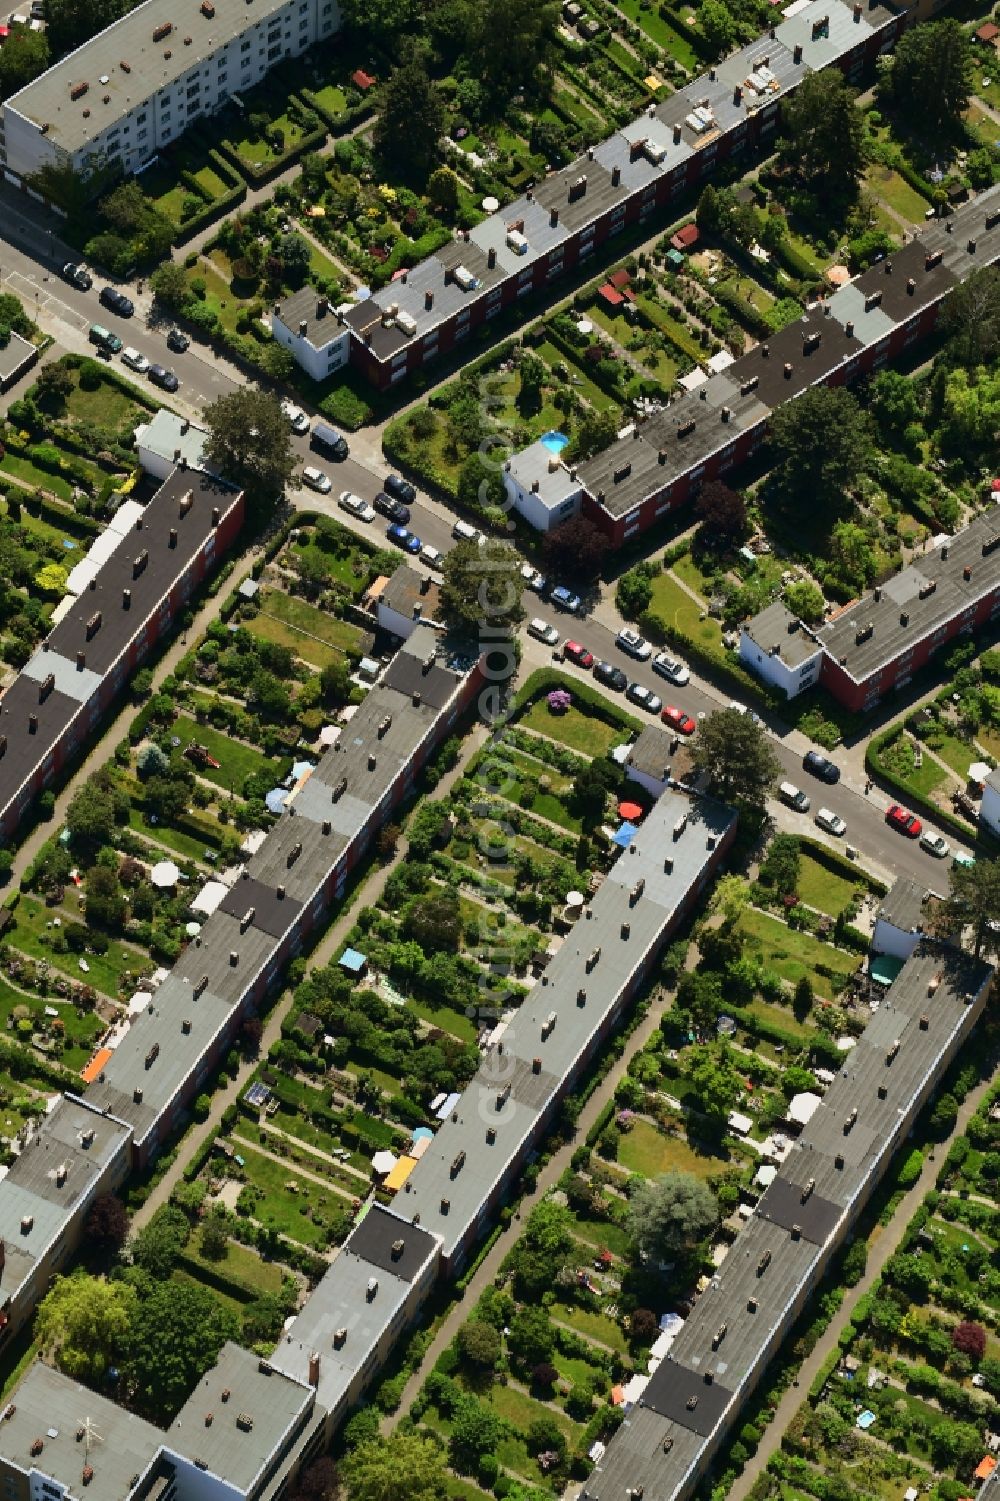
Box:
342;1428;447;1501
784;580;826;624
457;453;506;513
627;1172;718;1264
35;361;74;407
290;1457;340;1501
0;27;49;97
45;0;131;56
685;1042;742;1130
889;19;972;135
566;408;619;462
439;538;524;634
150;261;192;311
868;369;923;434
373;57;445;184
126;1278;239;1421
66;768;127;847
699;0;738;59
343;1408;382;1451
458;1319;502;1369
130;1203;191;1280
966;146;998;191
403;888;462;952
569;757;621;830
951;1321;986;1361
472;0;559;105
202;387;298;528
526;1413;566;1458
36;1271;136;1383
829;518;876;593
691;707;779;815
768;385;874;518
616;561;657;618
929;1092;959;1136
779;69;864;193
507;1305;555;1371
934;857;1000;957
427;166;461;215
630;1307;658;1344
275;231;311;288
449;1396;504;1475
338;0;419;41
531;1361;559;1388
793;974;815;1021
541;515;609;583
694;480;747;553
504;1199;573;1299
200;1209;229;1262
85;863;125;931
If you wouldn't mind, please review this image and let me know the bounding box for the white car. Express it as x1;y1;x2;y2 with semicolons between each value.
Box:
338;490;376;522
652;651;689;686
281;399;310;435
302;465;332;493
520;563;546;593
626;682;663;715
815;807;847;837
728;699;762;724
920;830;950;858
420;543;443;568
527;617;560;646
616;628;652;661
121;346;150;373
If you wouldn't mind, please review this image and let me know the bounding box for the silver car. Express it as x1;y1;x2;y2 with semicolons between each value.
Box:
652;652;689;686
920;831;950;858
626;682;663;714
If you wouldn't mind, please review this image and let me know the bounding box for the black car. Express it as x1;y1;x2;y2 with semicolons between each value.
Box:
148;364;179;392
99;286;134;318
166;327;190;353
62;262;92;290
383;473;416;506
373;492;411;524
593;660;627;692
803;750;840;784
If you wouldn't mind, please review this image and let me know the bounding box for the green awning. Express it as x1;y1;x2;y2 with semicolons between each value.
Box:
870;954;904;987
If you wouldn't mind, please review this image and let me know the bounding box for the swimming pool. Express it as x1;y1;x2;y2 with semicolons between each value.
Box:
540;430;569;454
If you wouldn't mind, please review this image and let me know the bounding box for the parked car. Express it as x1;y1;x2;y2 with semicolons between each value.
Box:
551;585;582;614
281;399;309;435
527;617;560;647
920;830;950;858
302;465;332;493
452;518;485;544
166;327;190;353
147;364;179;391
387;523;421;554
88;323;122;354
62;262;92;290
99;285;134;317
803;750;840;784
420;543;443;568
384;473;417;505
521;564;546;593
338;490;376;523
121;347;150;373
594;660;627;692
564;640;594;669
311;420;348;460
652;652;689;686
815;807;847;837
886;804;922;838
728;699;761;724
616;628;652;660
779;780;811;813
374;492;410;524
662;704;696;735
626;682;663;714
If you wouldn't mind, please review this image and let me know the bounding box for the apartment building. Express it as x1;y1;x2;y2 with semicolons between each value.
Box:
270;286;351;381
0;0;341;186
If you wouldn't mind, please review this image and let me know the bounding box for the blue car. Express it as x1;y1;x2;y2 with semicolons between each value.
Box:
387;523;421;554
550;585;582;614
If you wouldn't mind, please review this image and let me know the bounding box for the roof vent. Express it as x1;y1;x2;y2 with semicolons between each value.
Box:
877;1084;887;1099
145;1043;159;1068
532;1056;542;1074
712;1323;727;1349
886;1039;900;1063
747;1297;758;1312
844;1107;858;1132
391;1238;405;1260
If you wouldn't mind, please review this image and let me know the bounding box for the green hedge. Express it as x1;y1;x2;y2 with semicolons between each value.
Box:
300;88;375;136
639;603;778;708
711;282;772;339
512;667;642;737
318;383;374;432
218;119;327;186
174;1247;259;1302
172;150;246;247
586;1100;616;1148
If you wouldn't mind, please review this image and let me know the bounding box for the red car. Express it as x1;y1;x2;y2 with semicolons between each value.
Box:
662;705;696;735
886;804;922;838
564;640;594;669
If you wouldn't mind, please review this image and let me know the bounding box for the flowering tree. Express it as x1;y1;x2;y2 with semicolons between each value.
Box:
547;689;572;713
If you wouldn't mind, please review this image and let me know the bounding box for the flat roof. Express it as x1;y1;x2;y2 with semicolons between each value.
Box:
5;0;291;157
379;564;441;624
135;408;208;470
625;724;674;783
506;439;581;510
0;331;37;383
742;600;823;667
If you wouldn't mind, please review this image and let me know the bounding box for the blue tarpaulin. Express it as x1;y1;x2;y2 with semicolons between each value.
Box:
612;821;639;848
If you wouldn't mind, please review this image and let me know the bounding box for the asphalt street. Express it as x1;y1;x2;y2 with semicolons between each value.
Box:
0;228;972;891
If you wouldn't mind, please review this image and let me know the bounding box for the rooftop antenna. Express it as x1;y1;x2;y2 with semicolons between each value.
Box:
77;1417;104;1459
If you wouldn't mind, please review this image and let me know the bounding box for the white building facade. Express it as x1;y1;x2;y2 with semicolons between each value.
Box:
738;600;824;700
502;439;584;533
270;286;351;380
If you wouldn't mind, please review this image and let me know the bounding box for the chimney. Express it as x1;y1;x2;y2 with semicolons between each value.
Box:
76;652;85;671
673;123;682;143
793;42;803;61
550;207;559;228
845;320;854;338
425;290;434;310
122;588;131;609
174;447;182;462
734;85;742;105
611;165;621;186
853;1;861;16
487;247;497;269
308;1352;320;1386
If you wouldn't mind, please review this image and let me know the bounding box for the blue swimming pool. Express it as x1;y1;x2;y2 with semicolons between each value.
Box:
540;430;569;454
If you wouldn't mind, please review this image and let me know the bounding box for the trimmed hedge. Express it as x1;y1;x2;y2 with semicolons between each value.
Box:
174;1247;259;1303
300;88;375;136
512;667;643;737
638;602;778;708
218;118;327;186
172;149;246;247
711;282;772;339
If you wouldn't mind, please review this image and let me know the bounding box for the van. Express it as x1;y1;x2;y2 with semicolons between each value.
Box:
527;617;560;647
311;421;348;460
452;518;484;544
779;781;810;813
89;323;122;354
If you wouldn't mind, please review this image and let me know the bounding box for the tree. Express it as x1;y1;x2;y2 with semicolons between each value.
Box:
200;1208;229;1262
507;1305;555;1371
940;266;1000;369
767;385;873;516
541;515;608;583
45;0;130;56
934;857;1000;957
526;1413;566;1459
457;452;507;513
137;741;169;779
781;69;864;191
85;863;125;931
472;0;559;104
276;231;310;287
449;1396;504;1475
685;1042;742;1130
531;1361;559;1388
458;1319;502;1369
0;27;49;98
690;708;779;815
569;756;621;830
784;580;826;625
373;57;445;184
126;1278;239;1421
427;166;461;215
36;1271;136;1383
403;888;462;952
150;261;192;311
699;0;738;59
793;974;815;1021
694;480;747;553
889;19;971;135
630;1307;658;1344
627;1172;718;1264
950;1319;986;1363
566;408;619;462
291;1457;340;1501
340;1428;444;1501
202;387;297;528
966;146;997;191
616;560;657;619
505;1200;573;1300
338;0;419;41
130;1203;191;1280
35;360;74;407
439;537;524;634
66;768;126;847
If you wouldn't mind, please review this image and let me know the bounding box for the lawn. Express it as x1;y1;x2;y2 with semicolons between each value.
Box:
550;1301;627;1353
312;83;347;114
569;1211;631;1258
291;536;374;597
407;996;479;1045
253;590;365;665
65;372;147;428
615;0;700;66
0;451;74;502
866;164;930;224
671;550;716;601
922;729;977;781
128;805;220;863
9;896;147;999
737;907;860;1000
171;1267;247;1320
617;1118;731;1179
877;733;947;800
535;339;621;415
796;851;861;917
182;1231;286;1295
234;1144;348;1248
519;700;629;758
649;570;727;656
171;713;286;793
486;1380;577;1440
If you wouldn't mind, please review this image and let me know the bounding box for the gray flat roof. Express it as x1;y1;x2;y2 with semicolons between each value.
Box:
742;601;823;668
0;332;37;384
819;504;1000;684
167;1342;314;1494
507;440;581;509
876;877;929;937
625;724;674;783
379;565;441;624
0;1361;162;1498
135;409;208;470
6;0;290;156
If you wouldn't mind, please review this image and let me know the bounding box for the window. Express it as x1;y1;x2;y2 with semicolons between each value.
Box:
241;38;251;49
268;42;282;57
137;109;147;122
